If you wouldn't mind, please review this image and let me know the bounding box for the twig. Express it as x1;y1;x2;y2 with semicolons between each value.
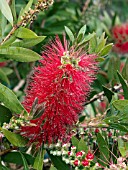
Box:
82;0;91;14
13;63;21;80
0;0;54;45
84;84;122;106
13;79;25;92
0;147;18;156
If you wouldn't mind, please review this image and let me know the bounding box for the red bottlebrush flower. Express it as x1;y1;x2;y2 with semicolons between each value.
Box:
86;151;94;161
112;23;128;53
0;62;6;67
82;159;89;166
21;36;98;145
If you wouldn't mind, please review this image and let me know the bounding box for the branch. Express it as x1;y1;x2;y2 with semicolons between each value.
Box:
84;84;122;106
0;0;54;45
0;147;18;156
13;79;25;92
82;0;91;14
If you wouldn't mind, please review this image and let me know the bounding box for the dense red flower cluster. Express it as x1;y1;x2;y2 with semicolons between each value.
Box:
112;23;128;53
21;36;98;145
0;62;6;67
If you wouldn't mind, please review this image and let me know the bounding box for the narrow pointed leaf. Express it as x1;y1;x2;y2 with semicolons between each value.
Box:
64;26;74;43
0;11;7;41
122;58;128;80
102;86;114;102
99;43;113;57
2;128;28;147
0;47;41;62
0;83;27;114
78;138;88;153
117;71;128;99
97;133;109;166
12;36;46;48
112;100;128;111
20;152;29;170
33;149;44;170
0;68;10;85
18;0;33;22
118;138;127;157
1;152;34;165
0;104;12;126
79;32;95;46
89;35;97;53
16;27;37;39
77;25;86;42
0;0;13;26
0;34;16;47
47;151;70;170
71;136;79;148
10;0;17;24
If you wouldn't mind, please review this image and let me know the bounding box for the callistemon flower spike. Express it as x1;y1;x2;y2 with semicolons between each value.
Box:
112;23;128;53
21;35;98;145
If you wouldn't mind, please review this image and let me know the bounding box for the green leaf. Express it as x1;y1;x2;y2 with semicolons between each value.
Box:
10;0;17;24
102;86;114;102
47;151;70;170
1;67;13;76
77;138;88;153
12;36;46;48
97;133;109;167
0;34;16;47
117;71;128;99
112;100;128;111
96;37;106;54
122;58;128;80
118;138;128;157
0;47;41;62
1;165;10;170
0;104;12;126
0;83;27;114
20;152;29;170
109;123;128;132
0;0;13;26
79;116;85;122
64;26;74;43
89;34;97;53
103;11;112;27
0;68;10;85
0;11;7;41
33;149;44;170
99;43;113;57
18;0;33;22
50;166;57;170
77;25;86;42
1;128;28;147
16;27;37;39
95;57;105;62
78;32;96;46
1;152;34;165
123;104;128;114
71;136;79;148
107;56;120;84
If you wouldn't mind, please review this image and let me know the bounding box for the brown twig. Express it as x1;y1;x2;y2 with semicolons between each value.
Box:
0;147;18;156
84;84;122;106
13;63;21;80
13;79;25;92
82;0;91;14
0;0;54;46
